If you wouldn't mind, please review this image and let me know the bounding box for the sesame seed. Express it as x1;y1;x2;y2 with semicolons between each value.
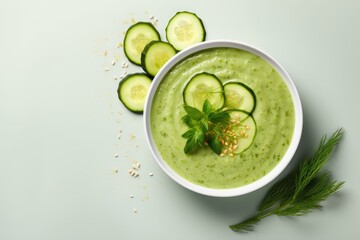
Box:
132;162;140;169
114;154;119;158
149;172;153;176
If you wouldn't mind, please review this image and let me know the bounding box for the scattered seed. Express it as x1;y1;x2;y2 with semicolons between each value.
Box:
130;133;136;141
114;154;119;158
149;172;153;176
132;162;140;169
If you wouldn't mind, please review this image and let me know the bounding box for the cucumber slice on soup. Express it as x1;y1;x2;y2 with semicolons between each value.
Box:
227;110;257;154
183;72;224;110
224;82;256;114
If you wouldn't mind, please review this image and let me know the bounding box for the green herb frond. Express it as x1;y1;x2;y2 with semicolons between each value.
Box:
294;128;343;197
230;128;345;233
229;215;261;233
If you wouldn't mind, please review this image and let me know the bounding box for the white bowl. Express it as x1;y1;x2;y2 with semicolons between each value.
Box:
144;40;303;197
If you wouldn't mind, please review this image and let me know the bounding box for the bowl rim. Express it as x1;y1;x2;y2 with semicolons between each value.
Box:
144;39;303;197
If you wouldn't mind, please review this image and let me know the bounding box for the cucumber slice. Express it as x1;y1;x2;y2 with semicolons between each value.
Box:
141;41;177;77
123;22;161;65
117;73;152;113
228;110;257;154
166;11;206;51
224;82;256;113
183;72;224;110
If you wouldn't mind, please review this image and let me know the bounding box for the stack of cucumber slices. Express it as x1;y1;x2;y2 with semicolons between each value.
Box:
183;72;257;155
118;11;206;113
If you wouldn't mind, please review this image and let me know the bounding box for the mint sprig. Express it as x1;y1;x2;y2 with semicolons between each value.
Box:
181;100;230;155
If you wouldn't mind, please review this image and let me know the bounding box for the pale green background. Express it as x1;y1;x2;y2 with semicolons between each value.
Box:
1;0;359;239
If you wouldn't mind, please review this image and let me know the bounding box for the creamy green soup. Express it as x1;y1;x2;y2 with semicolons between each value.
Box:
150;47;295;189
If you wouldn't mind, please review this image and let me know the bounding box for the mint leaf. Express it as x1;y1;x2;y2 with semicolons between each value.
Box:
183;127;205;154
208;110;230;123
184;105;203;120
184;137;197;154
181;129;195;139
207;134;222;155
202;99;212;115
181;115;194;127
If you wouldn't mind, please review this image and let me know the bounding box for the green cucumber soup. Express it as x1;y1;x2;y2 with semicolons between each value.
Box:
150;47;295;189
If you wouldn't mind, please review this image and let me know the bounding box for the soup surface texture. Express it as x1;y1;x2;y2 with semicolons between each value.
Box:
150;47;295;189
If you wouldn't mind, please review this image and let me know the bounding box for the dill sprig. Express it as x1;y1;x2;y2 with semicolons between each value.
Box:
230;128;345;233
